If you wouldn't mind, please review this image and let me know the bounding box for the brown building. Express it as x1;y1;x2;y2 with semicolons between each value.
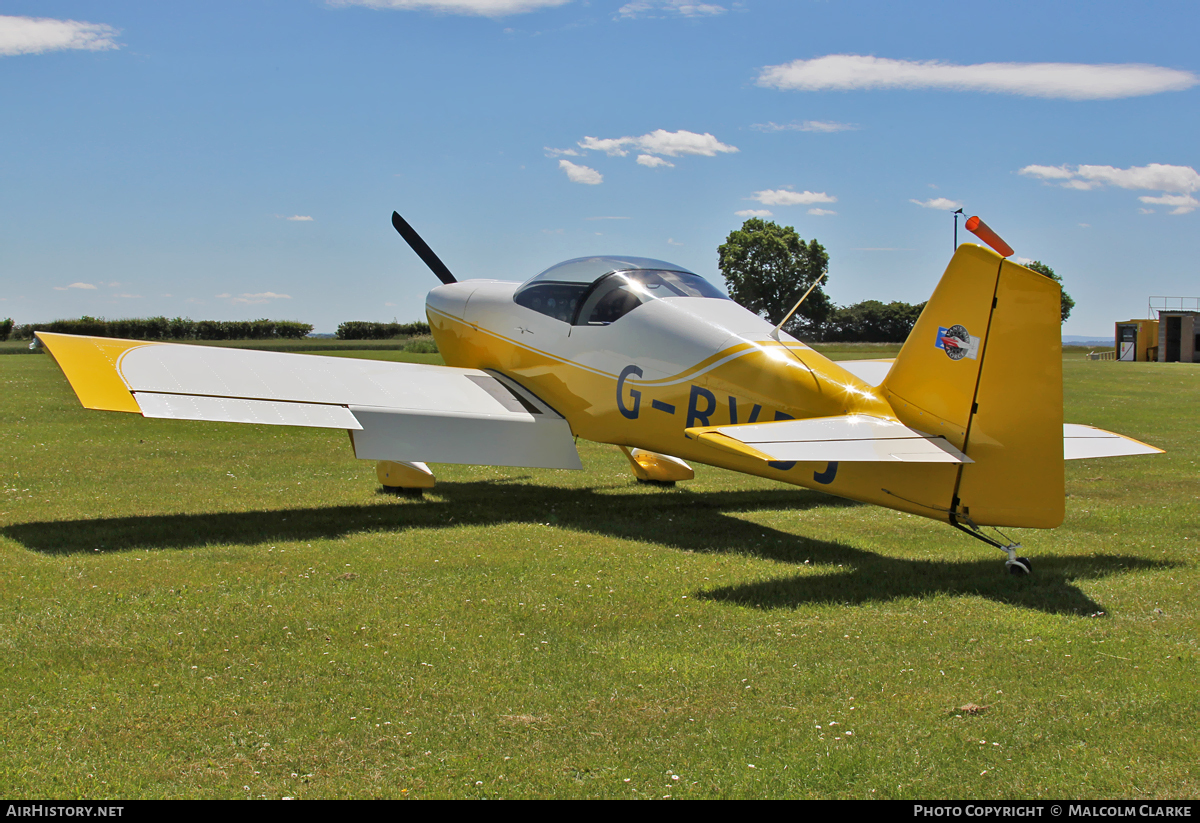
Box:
1158;311;1199;363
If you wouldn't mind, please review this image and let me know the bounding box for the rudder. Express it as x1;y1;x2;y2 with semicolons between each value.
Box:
883;245;1064;528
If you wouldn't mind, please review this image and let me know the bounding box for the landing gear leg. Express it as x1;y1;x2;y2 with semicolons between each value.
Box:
951;520;1031;576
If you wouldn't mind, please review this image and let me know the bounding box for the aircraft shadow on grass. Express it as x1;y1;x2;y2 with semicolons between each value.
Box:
4;480;1170;617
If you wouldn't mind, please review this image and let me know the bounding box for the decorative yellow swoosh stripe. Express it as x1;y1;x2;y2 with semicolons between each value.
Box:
36;332;153;413
638;339;817;387
428;307;817;388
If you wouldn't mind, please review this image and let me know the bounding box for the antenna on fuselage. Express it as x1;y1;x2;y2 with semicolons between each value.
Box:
768;272;827;342
391;211;458;285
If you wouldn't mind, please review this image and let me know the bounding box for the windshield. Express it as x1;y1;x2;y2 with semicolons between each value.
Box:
513;257;727;325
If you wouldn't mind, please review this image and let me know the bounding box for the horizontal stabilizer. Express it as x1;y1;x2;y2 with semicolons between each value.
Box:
687;414;972;464
1063;424;1163;460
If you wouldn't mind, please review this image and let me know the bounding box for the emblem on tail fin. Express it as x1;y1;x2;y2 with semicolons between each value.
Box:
936;324;980;361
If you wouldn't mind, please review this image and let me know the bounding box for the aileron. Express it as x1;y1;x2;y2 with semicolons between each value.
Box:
136;393;362;430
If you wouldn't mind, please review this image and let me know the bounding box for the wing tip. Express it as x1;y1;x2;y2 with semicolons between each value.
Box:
38;332;146;414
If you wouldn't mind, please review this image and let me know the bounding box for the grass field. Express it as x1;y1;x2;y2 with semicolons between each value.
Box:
1;348;1195;799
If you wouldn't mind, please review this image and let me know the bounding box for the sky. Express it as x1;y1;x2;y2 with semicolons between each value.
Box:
2;0;1197;336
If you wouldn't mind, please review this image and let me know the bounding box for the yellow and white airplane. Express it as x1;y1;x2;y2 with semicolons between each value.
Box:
35;212;1161;575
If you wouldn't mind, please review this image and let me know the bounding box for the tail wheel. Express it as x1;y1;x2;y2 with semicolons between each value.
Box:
1006;557;1032;576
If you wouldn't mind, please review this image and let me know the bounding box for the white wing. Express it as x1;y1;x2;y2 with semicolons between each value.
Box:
36;332;581;470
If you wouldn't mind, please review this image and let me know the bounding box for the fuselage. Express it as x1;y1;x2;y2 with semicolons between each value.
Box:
424;276;957;517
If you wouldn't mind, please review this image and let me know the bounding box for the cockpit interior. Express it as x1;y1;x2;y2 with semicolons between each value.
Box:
513;256;728;326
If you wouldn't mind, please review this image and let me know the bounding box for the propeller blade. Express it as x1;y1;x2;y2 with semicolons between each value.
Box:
391;211;457;285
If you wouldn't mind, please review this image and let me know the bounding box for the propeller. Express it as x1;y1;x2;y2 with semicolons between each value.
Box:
391;211;457;285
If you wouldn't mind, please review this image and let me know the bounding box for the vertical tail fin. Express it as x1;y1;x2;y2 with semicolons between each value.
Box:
883;244;1064;528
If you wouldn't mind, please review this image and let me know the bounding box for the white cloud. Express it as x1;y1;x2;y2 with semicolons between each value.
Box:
286;215;314;221
53;282;98;291
218;291;293;305
1019;164;1076;181
544;146;582;157
579;129;737;158
756;54;1199;100
1020;163;1200;213
1024;163;1200;193
561;129;733;178
559;159;603;185
0;15;120;57
328;0;570;17
667;238;683;245
735;209;773;218
807;208;836;216
637;154;674;168
577;136;630;156
751;120;858;133
910;197;963;210
617;1;725;19
634;129;737;157
749;189;836;206
233;293;291;305
1138;194;1198;214
616;0;651;14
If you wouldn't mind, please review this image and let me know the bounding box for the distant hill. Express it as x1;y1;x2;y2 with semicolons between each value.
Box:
1063;335;1114;347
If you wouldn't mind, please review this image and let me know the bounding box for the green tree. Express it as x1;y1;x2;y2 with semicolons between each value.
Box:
718;218;832;336
1024;260;1074;323
821;300;927;343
